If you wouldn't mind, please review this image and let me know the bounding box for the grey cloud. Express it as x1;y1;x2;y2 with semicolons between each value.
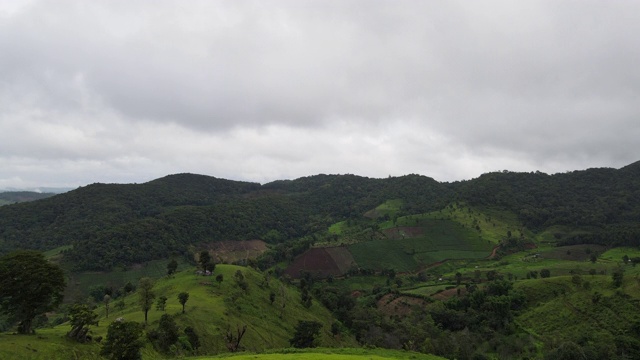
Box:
1;0;640;188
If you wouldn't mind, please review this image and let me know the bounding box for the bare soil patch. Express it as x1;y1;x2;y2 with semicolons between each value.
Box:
539;244;607;261
377;293;428;316
382;227;425;240
284;246;356;278
431;287;467;301
204;240;268;263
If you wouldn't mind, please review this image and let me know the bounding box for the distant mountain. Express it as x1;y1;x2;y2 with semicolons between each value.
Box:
0;191;57;206
0;162;638;271
0;187;74;194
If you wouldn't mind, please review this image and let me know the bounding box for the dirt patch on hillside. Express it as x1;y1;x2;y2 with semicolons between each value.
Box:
204;240;268;263
382;227;425;240
377;293;428;316
431;287;467;301
284;246;356;278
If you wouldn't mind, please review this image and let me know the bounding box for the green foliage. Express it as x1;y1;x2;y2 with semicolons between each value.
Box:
184;326;200;350
66;303;98;342
167;259;178;276
156;295;167;311
148;314;179;353
612;268;624;288
100;319;144;360
0;250;66;334
290;320;323;348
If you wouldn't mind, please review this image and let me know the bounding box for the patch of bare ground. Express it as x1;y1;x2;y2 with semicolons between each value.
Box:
382;226;425;240
284;246;356;278
377;293;428;316
431;287;467;301
204;239;268;263
540;244;607;261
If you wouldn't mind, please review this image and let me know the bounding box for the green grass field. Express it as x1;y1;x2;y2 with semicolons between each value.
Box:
199;347;445;359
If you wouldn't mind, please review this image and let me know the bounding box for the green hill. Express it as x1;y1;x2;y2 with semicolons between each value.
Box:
0;264;355;359
1;162;639;272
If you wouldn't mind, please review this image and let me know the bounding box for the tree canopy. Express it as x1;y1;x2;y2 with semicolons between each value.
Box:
0;250;65;334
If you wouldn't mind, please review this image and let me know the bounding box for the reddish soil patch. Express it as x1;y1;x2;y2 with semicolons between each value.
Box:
377;293;428;316
540;244;607;261
284;246;356;278
431;287;467;301
204;240;268;263
382;227;425;240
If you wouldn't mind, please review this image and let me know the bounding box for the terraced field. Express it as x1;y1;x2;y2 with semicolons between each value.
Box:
349;219;494;272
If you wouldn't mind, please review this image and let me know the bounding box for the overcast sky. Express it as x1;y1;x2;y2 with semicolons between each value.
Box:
1;0;639;190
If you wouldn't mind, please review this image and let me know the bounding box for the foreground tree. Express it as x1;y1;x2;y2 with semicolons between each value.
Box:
137;277;155;325
101;319;144;360
67;303;98;342
0;250;66;334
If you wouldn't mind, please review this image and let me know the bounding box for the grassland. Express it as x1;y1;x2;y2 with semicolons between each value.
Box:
200;347;445;359
1;264;355;359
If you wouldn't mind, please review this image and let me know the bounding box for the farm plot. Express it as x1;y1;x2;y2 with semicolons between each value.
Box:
349;219;494;272
284;246;356;278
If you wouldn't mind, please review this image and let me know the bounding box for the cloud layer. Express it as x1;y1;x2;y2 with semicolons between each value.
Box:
2;0;640;189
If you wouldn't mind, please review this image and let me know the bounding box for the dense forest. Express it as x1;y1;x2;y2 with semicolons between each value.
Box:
0;161;639;271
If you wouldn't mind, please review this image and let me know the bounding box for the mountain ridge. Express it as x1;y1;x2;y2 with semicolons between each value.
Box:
0;161;638;271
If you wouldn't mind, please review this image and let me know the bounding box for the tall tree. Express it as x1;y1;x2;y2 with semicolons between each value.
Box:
0;250;65;334
178;292;189;314
137;277;155;325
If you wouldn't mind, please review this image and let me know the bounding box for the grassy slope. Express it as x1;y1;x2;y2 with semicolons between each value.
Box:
0;265;355;359
348;203;505;272
199;347;446;359
515;275;640;345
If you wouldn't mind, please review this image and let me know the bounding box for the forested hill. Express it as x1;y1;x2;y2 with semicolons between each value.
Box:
0;162;639;270
454;162;640;244
0;191;55;206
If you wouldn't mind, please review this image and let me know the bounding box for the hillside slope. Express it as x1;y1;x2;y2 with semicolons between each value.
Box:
0;265;355;359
